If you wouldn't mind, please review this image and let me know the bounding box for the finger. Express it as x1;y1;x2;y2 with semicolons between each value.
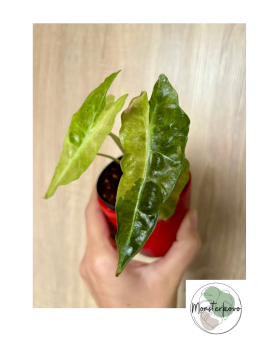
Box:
85;186;117;255
128;260;148;268
154;210;201;282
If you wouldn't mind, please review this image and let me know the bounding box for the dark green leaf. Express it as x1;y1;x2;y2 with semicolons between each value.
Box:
158;158;190;220
115;74;190;275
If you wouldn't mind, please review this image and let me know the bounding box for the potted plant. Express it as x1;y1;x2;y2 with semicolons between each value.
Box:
45;71;191;276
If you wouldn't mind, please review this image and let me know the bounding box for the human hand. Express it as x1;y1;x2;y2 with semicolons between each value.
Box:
79;187;201;308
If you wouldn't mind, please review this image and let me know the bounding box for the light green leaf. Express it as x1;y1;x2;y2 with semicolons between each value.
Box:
158;158;190;220
109;132;125;153
105;95;115;110
115;74;190;275
45;71;128;198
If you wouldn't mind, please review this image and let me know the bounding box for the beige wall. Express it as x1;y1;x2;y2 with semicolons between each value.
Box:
33;23;246;308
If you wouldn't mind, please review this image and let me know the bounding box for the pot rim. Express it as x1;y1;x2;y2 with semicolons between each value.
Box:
97;157;192;212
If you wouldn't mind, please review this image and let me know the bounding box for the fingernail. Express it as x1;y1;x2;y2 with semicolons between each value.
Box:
189;210;198;229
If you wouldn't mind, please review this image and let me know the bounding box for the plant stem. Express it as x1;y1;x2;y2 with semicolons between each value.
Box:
109;132;124;153
97;153;121;165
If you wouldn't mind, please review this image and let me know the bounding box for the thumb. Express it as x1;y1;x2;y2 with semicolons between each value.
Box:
154;210;201;282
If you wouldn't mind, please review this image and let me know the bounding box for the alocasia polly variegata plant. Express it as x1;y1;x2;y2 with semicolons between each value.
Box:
45;71;190;276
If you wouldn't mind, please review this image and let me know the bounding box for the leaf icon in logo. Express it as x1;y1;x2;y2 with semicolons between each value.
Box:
203;286;235;318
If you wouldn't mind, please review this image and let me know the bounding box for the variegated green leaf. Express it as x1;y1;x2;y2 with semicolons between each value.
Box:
158;158;190;220
105;95;115;110
115;74;190;275
45;71;128;198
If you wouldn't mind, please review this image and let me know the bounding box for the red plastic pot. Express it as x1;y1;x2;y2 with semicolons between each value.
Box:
97;161;192;257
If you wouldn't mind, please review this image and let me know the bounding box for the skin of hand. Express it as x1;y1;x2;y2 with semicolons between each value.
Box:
79;187;201;308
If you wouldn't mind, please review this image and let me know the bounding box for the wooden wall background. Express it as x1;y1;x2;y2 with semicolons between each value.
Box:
33;24;246;308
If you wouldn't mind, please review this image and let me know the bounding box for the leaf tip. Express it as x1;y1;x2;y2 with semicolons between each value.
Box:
115;258;125;276
158;73;168;82
115;269;122;277
119;93;129;104
44;187;55;199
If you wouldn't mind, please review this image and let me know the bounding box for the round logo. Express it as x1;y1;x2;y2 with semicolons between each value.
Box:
190;283;242;334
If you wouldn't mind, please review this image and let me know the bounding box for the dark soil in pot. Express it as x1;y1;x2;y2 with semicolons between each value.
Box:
97;157;122;210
